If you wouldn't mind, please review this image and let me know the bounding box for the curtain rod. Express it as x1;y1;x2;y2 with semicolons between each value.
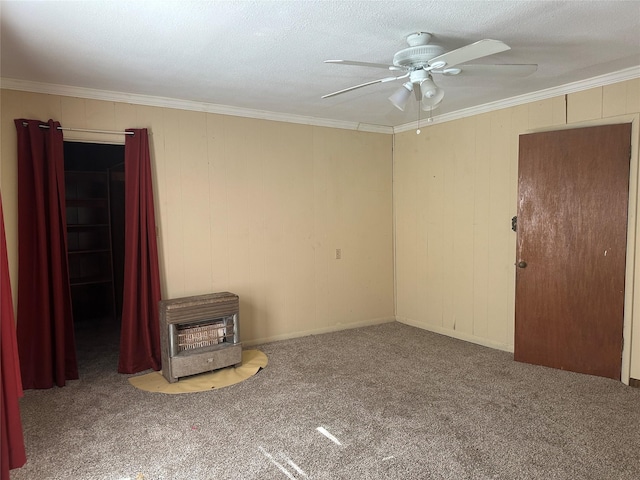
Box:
22;122;134;136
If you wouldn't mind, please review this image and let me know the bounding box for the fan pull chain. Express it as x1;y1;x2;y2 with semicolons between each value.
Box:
416;105;421;135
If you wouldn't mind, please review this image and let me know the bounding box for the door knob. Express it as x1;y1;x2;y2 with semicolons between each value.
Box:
517;261;527;268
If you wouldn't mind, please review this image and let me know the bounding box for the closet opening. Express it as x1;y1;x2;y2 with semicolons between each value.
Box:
64;141;125;357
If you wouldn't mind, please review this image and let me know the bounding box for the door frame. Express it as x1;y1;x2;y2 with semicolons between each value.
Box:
521;113;639;385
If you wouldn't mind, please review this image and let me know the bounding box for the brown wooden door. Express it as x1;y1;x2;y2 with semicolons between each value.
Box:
515;123;632;380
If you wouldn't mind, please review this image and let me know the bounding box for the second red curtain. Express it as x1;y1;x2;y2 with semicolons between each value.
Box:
118;129;162;374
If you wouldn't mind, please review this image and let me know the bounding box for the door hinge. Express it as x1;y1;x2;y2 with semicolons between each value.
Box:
511;216;517;232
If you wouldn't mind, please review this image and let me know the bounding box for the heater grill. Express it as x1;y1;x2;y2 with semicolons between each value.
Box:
175;318;234;352
160;292;242;383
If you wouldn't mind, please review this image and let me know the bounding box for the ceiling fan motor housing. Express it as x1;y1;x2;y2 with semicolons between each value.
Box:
393;44;446;68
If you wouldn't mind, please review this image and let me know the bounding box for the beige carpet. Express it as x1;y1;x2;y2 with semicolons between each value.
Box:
11;323;640;479
129;349;267;393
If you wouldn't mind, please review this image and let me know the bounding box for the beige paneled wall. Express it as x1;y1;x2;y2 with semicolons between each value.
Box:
394;78;640;379
3;78;638;377
1;89;395;345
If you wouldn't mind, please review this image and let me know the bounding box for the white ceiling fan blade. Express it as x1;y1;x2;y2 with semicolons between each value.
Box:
443;64;538;77
322;72;410;99
325;60;404;71
428;39;511;68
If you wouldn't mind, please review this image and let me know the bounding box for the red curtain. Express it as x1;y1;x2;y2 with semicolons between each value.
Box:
118;129;162;374
1;194;27;479
14;119;78;389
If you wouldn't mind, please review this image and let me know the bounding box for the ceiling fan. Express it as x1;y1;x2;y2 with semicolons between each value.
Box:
322;32;537;112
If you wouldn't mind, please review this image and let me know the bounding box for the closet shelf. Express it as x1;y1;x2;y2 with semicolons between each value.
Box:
65;170;116;321
69;275;113;286
67;223;109;229
67;248;111;255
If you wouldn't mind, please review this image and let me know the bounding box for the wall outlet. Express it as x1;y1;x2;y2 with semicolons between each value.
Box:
335;248;342;260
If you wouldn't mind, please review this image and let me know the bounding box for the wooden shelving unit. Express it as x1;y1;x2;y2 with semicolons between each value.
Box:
65;171;117;322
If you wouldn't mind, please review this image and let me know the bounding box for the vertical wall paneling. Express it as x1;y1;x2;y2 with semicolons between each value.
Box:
85;99;116;131
60;96;88;130
483;108;511;347
603;79;640;117
424;126;446;328
4;78;637;373
0;93;21;275
472;113;492;339
179;111;212;295
393;131;419;322
603;82;629;118
414;129;432;326
394;81;639;378
440;123;457;332
628;79;640;114
1;89;395;345
395;101;565;351
567;87;603;123
161;108;186;297
451;117;476;335
310;127;330;330
113;102;138;131
284;124;316;335
206;113;230;294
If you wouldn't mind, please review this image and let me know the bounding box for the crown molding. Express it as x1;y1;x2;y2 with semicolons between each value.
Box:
0;77;393;135
3;66;639;136
393;66;640;133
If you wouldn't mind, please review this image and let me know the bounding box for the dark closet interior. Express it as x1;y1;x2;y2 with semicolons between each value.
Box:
64;142;125;332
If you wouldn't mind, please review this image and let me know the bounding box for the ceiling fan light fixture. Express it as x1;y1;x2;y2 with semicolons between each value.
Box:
388;82;414;111
421;98;443;112
420;76;444;110
420;76;444;99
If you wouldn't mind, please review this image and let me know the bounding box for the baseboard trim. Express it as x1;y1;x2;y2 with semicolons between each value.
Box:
630;378;640;388
396;316;514;353
242;317;395;347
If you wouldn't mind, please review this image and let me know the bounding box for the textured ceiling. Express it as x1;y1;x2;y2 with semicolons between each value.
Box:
2;1;640;130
